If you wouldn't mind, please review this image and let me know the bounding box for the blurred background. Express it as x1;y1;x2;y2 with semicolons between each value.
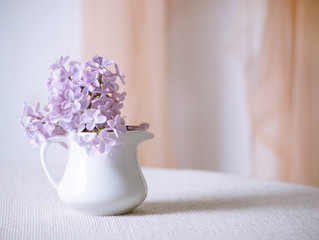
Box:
1;0;318;187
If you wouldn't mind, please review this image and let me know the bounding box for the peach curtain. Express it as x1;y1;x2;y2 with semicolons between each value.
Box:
247;0;319;186
82;0;319;185
82;0;175;167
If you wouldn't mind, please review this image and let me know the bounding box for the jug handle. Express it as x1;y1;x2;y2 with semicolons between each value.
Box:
40;135;69;190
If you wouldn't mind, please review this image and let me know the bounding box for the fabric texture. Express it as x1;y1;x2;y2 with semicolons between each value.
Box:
1;163;319;240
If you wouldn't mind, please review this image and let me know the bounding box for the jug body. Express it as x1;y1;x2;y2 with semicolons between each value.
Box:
41;131;153;215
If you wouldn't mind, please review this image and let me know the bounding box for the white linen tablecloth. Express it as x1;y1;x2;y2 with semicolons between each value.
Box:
1;163;319;240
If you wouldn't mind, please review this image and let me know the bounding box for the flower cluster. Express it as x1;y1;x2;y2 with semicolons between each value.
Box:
19;55;149;156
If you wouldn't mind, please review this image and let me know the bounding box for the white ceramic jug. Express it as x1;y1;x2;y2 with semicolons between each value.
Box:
40;130;153;216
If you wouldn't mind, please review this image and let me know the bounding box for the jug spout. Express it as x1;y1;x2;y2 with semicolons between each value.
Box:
119;130;153;145
133;130;154;144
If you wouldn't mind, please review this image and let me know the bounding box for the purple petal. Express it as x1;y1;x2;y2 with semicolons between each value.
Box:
115;115;122;125
104;60;113;66
114;62;120;72
107;119;115;129
72;102;81;111
50;63;60;69
59;56;69;65
117;103;124;110
95;115;106;124
105;138;116;146
61;100;71;109
119;92;126;101
119;124;127;133
99;129;108;139
85;109;96;117
80;115;91;123
114;62;125;84
82;87;89;97
86;121;95;131
77;124;85;132
139;123;150;130
108;83;119;92
49;111;60;123
33;102;40;112
91;109;99;118
119;76;125;85
74;92;83;101
63;89;73;100
36;131;46;143
114;129;120;138
59;120;69;129
80;98;90;109
91;136;101;145
62;113;73;122
86;147;94;157
99;142;106;153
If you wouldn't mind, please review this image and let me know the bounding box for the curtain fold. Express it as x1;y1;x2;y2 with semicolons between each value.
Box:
82;0;175;167
247;0;319;186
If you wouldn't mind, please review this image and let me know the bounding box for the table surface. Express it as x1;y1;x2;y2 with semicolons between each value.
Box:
1;163;319;240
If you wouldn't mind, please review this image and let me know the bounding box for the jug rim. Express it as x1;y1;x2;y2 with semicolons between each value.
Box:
63;129;153;141
75;129;150;136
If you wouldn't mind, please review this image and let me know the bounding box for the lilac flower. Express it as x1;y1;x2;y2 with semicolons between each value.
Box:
107;115;126;137
84;70;100;88
94;95;122;119
92;55;113;68
78;134;96;157
68;114;83;132
22;101;42;118
102;75;116;85
73;99;90;131
51;126;66;136
95;100;119;120
114;62;125;84
49;110;73;124
79;98;90;111
39;118;55;135
80;109;106;131
98;103;114;119
113;92;127;101
50;56;69;70
102;76;118;92
91;129;117;154
61;88;83;112
49;110;73;130
69;61;85;82
19;55;150;156
48;80;67;97
23;122;46;146
107;82;119;92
